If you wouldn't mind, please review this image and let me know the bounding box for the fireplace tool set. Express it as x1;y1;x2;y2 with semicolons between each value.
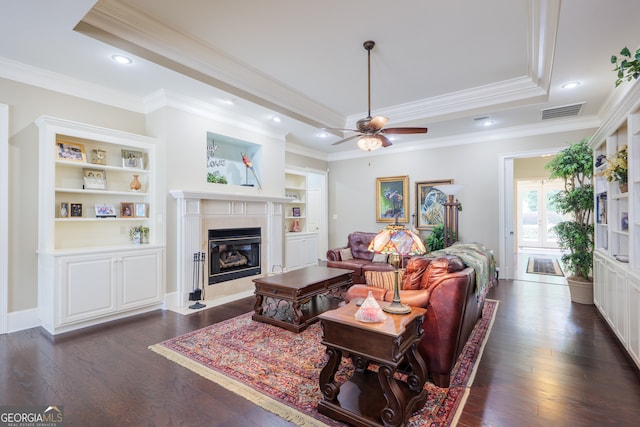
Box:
189;252;206;309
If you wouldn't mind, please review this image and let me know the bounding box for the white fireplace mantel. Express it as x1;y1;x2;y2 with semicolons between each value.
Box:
170;189;287;309
170;189;292;204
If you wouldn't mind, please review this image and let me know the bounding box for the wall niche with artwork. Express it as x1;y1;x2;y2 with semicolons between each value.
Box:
206;132;263;188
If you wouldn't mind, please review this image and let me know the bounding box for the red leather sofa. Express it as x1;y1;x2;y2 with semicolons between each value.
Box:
345;254;485;388
326;231;394;284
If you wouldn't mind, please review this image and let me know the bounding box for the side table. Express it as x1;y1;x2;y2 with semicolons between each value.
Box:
318;301;427;427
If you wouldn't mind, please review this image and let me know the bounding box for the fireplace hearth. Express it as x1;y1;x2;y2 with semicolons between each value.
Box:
209;227;261;284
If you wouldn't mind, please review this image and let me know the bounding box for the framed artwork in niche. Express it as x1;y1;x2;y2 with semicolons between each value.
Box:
415;179;453;230
375;176;409;223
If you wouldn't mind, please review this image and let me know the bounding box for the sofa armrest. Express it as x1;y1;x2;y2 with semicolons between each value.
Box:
326;247;347;262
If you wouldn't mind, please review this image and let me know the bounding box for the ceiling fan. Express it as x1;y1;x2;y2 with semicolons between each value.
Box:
331;40;428;151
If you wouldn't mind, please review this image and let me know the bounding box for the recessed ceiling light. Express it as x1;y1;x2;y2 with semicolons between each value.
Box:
561;81;580;89
111;54;132;65
272;117;281;123
481;120;495;127
317;131;329;138
221;98;235;105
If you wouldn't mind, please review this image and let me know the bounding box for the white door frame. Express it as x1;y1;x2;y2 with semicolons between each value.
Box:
499;147;564;280
1;103;8;334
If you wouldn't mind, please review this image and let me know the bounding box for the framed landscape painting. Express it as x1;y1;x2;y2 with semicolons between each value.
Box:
415;179;453;230
376;176;409;223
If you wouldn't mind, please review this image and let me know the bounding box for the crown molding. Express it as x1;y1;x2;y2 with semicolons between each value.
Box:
0;57;144;112
285;141;329;161
145;90;288;141
77;0;345;130
327;114;600;162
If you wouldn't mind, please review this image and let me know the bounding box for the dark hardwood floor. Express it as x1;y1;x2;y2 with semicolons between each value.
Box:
2;278;640;426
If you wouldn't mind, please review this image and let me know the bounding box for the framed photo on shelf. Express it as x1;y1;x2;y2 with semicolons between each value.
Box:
95;204;116;218
134;203;148;218
375;176;409;223
120;202;134;218
91;148;107;165
292;207;301;217
83;168;107;190
122;149;144;169
56;141;86;162
415;179;453;230
59;202;70;218
70;203;83;218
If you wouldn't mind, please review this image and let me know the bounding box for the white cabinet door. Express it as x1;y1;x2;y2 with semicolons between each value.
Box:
285;234;304;270
120;248;163;310
59;254;117;325
303;233;318;266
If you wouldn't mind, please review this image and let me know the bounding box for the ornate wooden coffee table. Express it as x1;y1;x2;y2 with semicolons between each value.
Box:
318;301;427;427
252;266;353;332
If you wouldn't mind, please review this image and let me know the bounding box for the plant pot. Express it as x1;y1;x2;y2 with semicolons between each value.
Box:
567;276;593;304
619;182;628;193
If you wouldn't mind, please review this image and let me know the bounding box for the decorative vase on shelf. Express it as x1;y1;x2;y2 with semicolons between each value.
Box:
291;219;301;232
129;174;142;191
619;182;628;193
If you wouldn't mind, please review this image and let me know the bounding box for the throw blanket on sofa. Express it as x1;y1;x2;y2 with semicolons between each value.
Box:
430;242;497;301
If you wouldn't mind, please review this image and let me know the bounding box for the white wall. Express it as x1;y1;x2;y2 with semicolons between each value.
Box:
327;129;594;265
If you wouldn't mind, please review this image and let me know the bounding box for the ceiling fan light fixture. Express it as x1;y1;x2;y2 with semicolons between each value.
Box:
357;135;382;152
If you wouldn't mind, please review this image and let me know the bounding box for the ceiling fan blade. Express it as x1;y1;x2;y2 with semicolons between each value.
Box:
368;116;388;131
332;134;361;146
321;127;358;133
378;134;393;147
382;127;429;135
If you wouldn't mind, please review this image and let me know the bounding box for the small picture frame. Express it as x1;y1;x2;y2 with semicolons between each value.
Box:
621;212;629;231
83;168;107;190
120;202;134;218
95;204;117;218
56;141;86;162
70;203;83;218
59;202;70;218
292;207;301;217
91;148;107;165
134;203;148;218
122;149;144;169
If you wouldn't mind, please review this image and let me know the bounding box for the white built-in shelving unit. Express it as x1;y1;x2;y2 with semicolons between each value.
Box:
284;170;317;270
36;116;165;335
592;85;640;371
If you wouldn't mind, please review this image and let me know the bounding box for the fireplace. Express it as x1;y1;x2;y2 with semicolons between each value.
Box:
208;227;261;284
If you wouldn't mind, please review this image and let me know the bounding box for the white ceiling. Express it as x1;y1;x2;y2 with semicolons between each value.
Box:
1;0;639;160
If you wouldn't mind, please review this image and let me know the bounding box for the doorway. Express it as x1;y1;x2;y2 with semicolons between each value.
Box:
516;179;564;249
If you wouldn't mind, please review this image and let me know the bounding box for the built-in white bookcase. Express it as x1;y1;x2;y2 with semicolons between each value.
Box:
36;116;165;335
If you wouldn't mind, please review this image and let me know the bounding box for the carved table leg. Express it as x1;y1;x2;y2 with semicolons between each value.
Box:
377;365;404;427
319;346;342;402
253;294;264;316
405;342;428;393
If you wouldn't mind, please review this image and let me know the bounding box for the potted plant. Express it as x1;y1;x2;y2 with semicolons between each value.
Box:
129;225;150;244
545;137;594;304
599;145;628;192
611;46;640;87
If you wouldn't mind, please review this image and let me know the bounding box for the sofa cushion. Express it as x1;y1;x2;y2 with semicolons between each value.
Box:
372;253;388;263
339;247;353;260
401;256;432;290
326;258;372;276
365;270;404;290
348;232;377;261
421;255;465;290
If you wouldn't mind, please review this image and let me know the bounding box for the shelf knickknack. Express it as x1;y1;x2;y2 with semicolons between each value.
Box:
129;225;149;244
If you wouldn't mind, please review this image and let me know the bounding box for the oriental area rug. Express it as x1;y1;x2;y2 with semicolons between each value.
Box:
527;257;564;277
150;299;499;427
